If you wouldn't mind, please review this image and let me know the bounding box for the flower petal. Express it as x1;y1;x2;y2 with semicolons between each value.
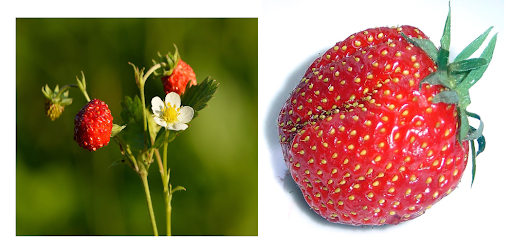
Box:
178;106;194;123
165;92;181;109
154;116;167;128
167;122;189;131
151;96;164;116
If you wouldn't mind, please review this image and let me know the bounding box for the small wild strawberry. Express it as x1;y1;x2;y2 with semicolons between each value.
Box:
153;45;197;96
278;6;495;226
74;99;113;151
161;59;197;95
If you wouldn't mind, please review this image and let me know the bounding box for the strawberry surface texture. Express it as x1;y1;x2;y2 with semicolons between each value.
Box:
278;25;470;226
74;99;113;151
161;59;197;96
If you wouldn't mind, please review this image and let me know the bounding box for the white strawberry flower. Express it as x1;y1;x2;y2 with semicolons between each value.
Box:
151;92;194;131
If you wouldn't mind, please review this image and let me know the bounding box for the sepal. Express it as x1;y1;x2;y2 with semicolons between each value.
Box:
152;44;181;77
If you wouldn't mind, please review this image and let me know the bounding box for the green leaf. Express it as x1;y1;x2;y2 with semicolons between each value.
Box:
454;26;493;62
464;111;484;141
171;185;186;194
433;90;459;104
181;77;219;116
109;159;125;168
470;139;476;187
111;124;126;137
120;95;144;126
401;33;438;61
476;134;486;157
458;107;470;144
440;2;451;52
419;71;451;90
448;58;488;73
146;108;161;144
60;98;73;105
119;95;146;151
458;33;497;90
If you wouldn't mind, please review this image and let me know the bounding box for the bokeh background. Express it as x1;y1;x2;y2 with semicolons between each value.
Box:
16;18;257;236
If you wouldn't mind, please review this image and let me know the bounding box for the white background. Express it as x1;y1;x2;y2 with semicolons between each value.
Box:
259;0;509;246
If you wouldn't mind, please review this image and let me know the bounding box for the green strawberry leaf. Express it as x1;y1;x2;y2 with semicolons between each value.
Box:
146;108;161;144
448;58;488;73
433;90;459;104
457;107;470;145
464;111;484;141
470;139;477;187
120;95;144;126
400;33;438;62
454;26;493;62
419;71;451;90
458;33;497;91
181;77;219;117
171;185;186;194
111;124;127;137
120;95;146;150
476;133;486;157
109;159;125;168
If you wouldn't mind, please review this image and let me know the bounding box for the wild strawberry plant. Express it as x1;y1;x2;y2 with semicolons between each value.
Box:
42;45;219;235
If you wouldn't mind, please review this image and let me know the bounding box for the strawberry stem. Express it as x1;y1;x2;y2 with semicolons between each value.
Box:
139;170;159;236
162;130;172;236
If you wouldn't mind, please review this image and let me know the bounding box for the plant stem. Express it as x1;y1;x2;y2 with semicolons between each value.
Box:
139;85;148;148
140;171;159;236
162;130;172;236
55;84;79;98
143;62;166;83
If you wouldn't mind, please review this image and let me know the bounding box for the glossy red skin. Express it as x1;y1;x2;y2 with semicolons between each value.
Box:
161;59;197;96
74;99;113;152
278;26;469;225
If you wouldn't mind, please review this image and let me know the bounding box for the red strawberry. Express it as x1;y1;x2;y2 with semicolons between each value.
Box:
153;45;197;96
161;59;197;95
74;99;113;151
278;7;495;226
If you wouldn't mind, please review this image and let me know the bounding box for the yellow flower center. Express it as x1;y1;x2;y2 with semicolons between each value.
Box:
162;102;179;123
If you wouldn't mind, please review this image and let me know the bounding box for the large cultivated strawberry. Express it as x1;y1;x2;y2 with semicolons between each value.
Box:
278;6;495;225
74;99;114;151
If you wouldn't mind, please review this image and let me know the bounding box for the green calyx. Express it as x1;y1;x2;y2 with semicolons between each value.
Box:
42;84;74;120
152;44;182;77
401;3;497;186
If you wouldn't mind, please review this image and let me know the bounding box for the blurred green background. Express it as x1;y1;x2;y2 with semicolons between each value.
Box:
16;18;257;235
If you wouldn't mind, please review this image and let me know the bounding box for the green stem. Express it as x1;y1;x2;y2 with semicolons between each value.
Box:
81;88;91;102
143;63;166;84
140;171;159;236
162;130;171;236
55;84;79;99
140;85;148;148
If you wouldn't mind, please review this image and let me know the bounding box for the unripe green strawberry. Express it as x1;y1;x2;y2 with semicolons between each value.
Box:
74;99;113;151
45;99;65;121
42;84;73;121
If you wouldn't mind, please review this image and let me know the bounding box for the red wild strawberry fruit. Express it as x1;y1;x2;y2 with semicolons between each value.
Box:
278;6;495;226
74;99;113;151
153;45;197;96
161;59;197;95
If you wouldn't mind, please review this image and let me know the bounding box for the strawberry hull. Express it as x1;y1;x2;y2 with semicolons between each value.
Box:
278;26;469;225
